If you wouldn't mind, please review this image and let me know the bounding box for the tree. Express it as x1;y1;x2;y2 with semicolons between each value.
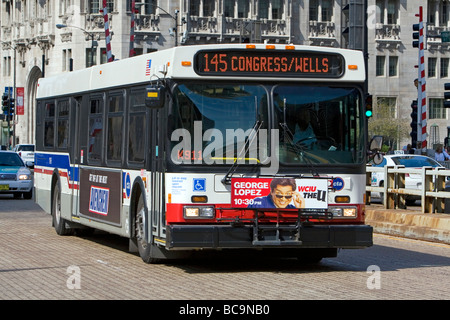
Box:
368;97;410;150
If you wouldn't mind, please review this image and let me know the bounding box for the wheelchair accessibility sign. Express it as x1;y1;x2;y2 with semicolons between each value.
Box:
193;178;206;192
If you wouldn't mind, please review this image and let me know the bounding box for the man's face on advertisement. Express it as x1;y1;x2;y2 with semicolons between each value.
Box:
270;185;294;208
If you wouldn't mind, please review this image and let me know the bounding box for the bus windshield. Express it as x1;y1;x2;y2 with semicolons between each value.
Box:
275;85;364;165
169;82;364;166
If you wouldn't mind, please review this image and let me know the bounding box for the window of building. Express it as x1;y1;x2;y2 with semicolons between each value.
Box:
190;0;200;16
224;0;234;17
376;56;385;76
258;0;284;20
428;0;449;26
387;0;398;24
2;57;11;77
310;0;333;22
441;58;449;78
376;0;399;25
86;48;97;68
89;0;114;14
203;0;215;16
237;0;249;18
376;97;397;119
429;98;446;119
62;49;72;72
100;48;109;64
259;0;269;19
131;0;156;14
428;57;437;78
188;0;216;17
388;56;398;77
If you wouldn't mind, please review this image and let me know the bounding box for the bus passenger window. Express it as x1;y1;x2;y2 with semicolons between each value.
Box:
107;95;124;162
128;90;146;165
44;102;55;148
88;98;103;162
57;100;70;149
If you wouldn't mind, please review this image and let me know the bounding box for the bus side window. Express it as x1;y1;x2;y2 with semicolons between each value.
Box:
128;89;147;167
107;93;124;164
57;100;70;150
44;101;55;148
88;97;104;163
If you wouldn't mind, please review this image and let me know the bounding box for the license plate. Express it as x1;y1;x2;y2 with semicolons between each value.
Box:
0;184;9;191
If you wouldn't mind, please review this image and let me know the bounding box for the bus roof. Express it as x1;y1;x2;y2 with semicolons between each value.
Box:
36;44;365;99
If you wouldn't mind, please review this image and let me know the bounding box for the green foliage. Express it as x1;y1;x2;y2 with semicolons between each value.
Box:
368;98;409;149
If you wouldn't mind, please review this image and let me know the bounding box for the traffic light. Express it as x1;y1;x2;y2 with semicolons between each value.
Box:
365;94;373;118
2;93;9;115
412;23;420;48
410;100;418;147
444;83;450;108
9;97;15;119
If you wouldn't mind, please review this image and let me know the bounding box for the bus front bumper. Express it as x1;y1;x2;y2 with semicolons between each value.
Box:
167;224;373;249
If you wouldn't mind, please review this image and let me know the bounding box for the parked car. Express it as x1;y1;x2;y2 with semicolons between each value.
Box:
0;151;33;199
12;144;35;168
370;154;448;205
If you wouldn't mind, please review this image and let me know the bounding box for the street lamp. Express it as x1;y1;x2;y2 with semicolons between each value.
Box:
56;24;98;67
134;3;185;47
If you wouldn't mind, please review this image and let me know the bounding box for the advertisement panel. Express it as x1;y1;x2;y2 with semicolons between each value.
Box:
231;177;328;209
79;167;121;225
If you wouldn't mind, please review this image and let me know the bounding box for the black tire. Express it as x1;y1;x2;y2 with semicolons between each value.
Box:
52;181;72;236
134;194;161;264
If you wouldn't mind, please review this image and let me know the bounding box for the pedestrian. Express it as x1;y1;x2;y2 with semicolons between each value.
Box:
406;144;415;154
435;145;450;161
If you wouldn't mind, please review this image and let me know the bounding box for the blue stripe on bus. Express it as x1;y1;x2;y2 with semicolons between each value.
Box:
35;152;78;181
35;153;126;187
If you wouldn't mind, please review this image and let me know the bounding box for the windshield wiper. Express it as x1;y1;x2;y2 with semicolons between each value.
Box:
221;119;263;185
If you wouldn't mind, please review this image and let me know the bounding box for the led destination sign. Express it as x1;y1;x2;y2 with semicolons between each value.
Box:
194;50;344;77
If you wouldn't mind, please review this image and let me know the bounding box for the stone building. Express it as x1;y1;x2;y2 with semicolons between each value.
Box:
1;0;449;150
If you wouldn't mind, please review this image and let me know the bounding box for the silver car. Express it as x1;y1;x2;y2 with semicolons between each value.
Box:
12;144;35;168
0;151;33;199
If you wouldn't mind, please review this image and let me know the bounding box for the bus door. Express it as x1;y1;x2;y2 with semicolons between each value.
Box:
71;96;83;218
148;107;166;241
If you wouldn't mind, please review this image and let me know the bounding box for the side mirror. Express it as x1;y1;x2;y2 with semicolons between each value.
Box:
145;85;165;109
369;135;383;151
368;135;384;165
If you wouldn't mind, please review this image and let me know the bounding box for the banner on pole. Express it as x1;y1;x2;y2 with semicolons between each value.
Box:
16;87;24;115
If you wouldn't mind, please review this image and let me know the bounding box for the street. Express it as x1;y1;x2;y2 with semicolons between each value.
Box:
0;195;449;302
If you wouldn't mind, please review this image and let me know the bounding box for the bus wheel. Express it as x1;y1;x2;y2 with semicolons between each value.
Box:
134;194;161;264
52;181;72;236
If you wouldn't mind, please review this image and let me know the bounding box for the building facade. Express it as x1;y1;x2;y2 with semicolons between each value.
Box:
1;0;449;150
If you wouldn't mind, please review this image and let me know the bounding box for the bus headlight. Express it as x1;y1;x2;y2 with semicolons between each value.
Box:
183;206;215;219
330;207;357;218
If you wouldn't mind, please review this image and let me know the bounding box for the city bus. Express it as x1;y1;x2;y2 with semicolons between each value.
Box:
35;44;374;263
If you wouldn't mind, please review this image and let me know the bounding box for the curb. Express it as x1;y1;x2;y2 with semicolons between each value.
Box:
365;208;450;245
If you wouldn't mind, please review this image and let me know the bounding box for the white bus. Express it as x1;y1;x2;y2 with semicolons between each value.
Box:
35;44;374;263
